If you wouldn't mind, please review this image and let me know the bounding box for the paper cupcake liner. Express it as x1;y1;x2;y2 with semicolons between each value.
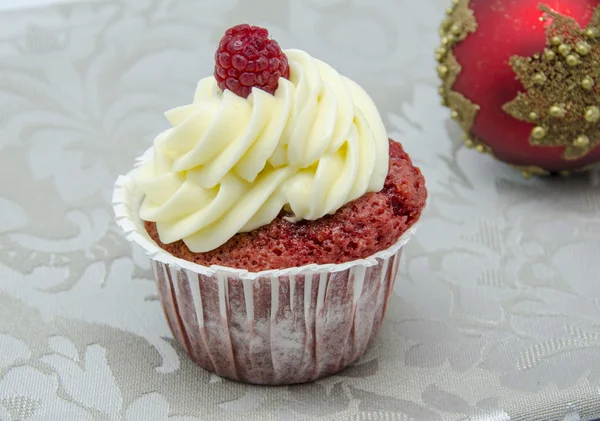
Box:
112;155;418;385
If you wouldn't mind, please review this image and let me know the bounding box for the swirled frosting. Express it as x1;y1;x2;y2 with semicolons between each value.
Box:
136;49;389;252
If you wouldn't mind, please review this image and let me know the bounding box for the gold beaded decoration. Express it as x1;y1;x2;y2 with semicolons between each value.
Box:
582;76;595;90
586;27;599;38
533;73;547;85
566;54;580;66
585;106;600;122
576;41;591;55
558;43;572;56
436;0;489;152
503;4;600;160
544;49;556;60
549;105;565;118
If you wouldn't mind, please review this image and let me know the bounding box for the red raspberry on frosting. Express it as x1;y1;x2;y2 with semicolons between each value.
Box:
214;24;290;98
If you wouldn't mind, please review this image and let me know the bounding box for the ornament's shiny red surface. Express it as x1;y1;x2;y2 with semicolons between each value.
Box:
453;0;600;171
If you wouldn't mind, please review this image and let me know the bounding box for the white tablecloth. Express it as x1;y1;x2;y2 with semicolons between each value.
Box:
1;0;600;420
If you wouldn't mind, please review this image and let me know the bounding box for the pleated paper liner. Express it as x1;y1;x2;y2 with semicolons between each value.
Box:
113;152;419;385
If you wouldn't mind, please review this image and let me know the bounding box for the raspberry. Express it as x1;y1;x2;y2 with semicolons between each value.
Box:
214;24;290;98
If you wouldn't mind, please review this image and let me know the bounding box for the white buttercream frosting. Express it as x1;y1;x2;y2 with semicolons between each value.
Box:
136;49;389;252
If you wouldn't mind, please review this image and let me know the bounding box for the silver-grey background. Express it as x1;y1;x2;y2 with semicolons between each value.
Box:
1;0;600;420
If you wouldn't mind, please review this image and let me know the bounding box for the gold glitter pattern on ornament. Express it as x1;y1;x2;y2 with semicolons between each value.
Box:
503;4;600;160
437;0;481;146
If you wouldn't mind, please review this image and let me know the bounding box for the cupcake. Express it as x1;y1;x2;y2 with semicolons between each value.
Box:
113;24;427;385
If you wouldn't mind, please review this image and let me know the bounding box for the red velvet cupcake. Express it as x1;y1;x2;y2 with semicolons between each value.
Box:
113;24;427;385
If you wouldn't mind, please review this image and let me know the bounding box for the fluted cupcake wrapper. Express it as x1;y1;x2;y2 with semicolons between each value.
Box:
112;155;418;385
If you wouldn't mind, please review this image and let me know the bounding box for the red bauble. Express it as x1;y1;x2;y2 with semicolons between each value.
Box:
438;0;600;174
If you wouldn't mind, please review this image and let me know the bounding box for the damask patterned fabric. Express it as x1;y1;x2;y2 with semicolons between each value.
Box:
1;0;600;420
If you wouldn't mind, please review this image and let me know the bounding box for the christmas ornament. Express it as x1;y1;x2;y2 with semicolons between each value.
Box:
437;0;600;176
